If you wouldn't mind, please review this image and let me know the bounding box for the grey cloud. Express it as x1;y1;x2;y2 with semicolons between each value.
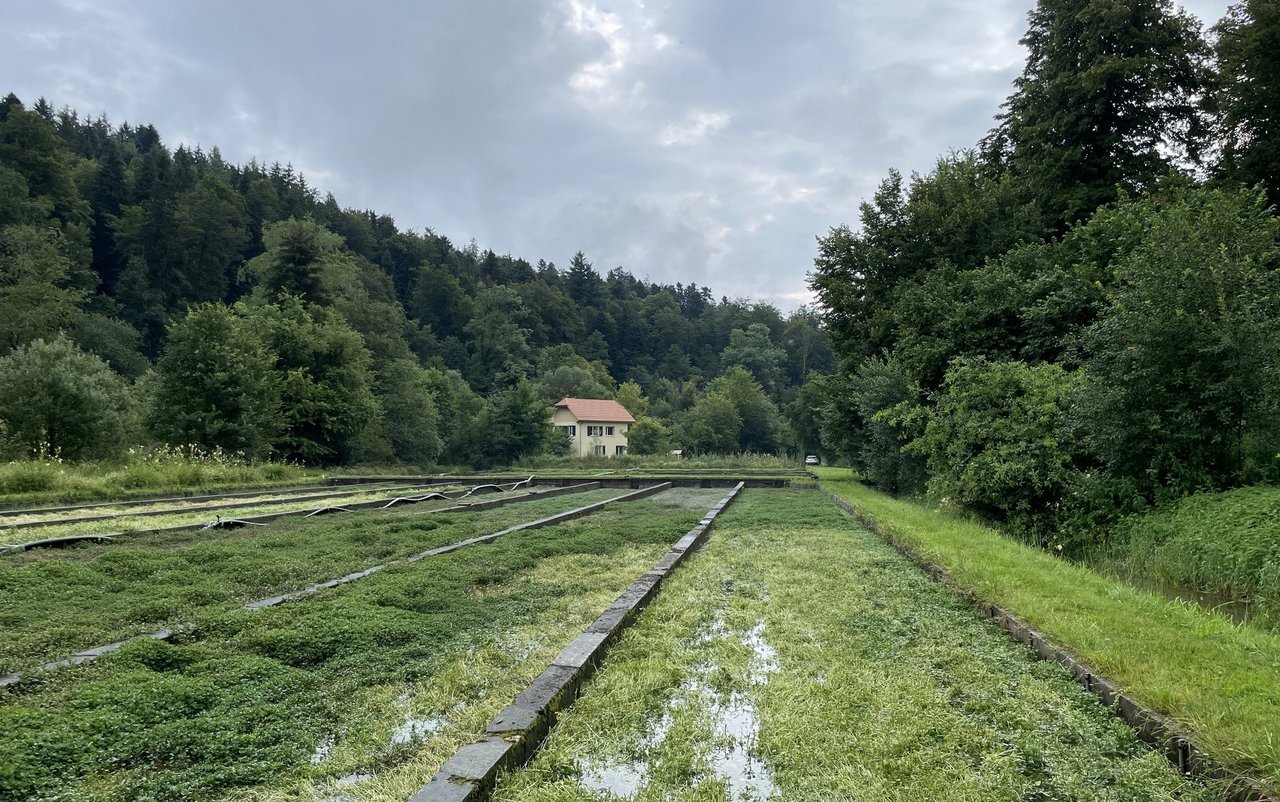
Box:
2;0;1234;310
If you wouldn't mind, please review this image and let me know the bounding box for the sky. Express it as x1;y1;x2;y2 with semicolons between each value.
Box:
2;0;1232;310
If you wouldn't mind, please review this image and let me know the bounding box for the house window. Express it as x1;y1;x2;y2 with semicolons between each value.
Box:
615;445;626;455
605;426;614;436
593;445;607;456
587;425;605;437
558;425;577;437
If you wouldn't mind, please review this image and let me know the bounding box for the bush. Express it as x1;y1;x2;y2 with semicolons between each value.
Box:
0;337;139;461
915;357;1076;543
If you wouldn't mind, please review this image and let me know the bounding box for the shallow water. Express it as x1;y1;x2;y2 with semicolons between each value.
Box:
577;615;780;800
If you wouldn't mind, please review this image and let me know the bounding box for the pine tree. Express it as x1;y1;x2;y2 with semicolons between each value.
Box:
990;0;1208;229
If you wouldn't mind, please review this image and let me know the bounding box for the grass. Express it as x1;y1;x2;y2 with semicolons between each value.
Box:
0;487;630;674
0;454;325;508
0;489;729;802
816;467;1280;789
494;488;1212;801
0;481;474;537
1111;484;1280;625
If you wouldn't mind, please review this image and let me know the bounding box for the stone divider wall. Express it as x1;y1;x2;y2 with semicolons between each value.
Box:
406;481;746;802
822;489;1278;802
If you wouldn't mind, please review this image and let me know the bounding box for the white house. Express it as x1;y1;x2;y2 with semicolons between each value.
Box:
551;397;635;457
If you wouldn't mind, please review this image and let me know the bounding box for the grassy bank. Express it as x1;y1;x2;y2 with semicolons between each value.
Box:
0;453;327;508
495;488;1210;801
1113;485;1280;626
0;488;628;674
816;468;1280;789
0;490;725;802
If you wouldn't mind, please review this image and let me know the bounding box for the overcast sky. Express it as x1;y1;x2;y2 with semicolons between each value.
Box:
3;0;1232;310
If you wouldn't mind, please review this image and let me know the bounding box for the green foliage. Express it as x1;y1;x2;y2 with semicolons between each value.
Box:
847;356;927;493
465;285;534;392
1212;0;1280;205
149;304;282;460
677;392;741;454
626;415;671;455
467;379;555;468
1117;485;1280;624
0;450;311;505
248;298;381;465
916;358;1077;541
719;323;785;394
614;380;649;418
990;0;1208;229
0;224;86;353
244;218;352;305
1072;186;1280;497
373;358;443;466
0;337;138;460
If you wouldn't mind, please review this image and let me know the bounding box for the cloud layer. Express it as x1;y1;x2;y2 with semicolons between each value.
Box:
3;0;1231;308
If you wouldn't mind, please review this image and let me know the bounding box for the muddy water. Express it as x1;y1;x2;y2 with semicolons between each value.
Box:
578;615;780;800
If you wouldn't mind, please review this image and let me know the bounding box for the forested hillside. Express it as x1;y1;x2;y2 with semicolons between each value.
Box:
809;0;1280;561
0;93;830;467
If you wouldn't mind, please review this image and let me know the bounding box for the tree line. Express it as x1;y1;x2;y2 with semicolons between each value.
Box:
0;93;831;467
808;0;1280;552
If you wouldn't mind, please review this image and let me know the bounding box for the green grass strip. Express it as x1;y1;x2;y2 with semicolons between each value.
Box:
816;468;1280;789
495;487;1211;801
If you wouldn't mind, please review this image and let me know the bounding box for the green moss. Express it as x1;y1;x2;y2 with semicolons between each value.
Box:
0;488;628;673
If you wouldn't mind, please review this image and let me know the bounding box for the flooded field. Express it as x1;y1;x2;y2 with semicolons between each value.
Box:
492;488;1212;802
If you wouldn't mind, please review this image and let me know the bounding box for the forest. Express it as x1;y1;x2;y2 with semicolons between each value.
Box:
0;92;830;470
2;0;1279;600
808;0;1280;607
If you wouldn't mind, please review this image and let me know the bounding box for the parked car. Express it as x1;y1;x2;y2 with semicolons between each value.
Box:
804;454;820;466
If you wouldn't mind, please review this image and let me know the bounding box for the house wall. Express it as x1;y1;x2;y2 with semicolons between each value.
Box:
551;407;630;457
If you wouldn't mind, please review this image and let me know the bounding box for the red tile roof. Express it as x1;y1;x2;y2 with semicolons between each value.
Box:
554;397;636;423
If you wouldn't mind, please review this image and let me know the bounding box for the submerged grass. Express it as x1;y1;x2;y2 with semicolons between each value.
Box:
0;495;715;802
0;487;629;674
816;468;1280;789
496;487;1211;801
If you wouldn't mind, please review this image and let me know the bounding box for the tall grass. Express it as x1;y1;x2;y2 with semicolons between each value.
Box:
0;445;315;506
1114;485;1280;624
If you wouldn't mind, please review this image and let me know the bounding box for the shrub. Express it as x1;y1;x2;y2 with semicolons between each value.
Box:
0;337;139;461
915;357;1076;543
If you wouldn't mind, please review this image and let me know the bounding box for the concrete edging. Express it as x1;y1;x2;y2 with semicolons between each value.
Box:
821;488;1278;802
406;481;746;802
